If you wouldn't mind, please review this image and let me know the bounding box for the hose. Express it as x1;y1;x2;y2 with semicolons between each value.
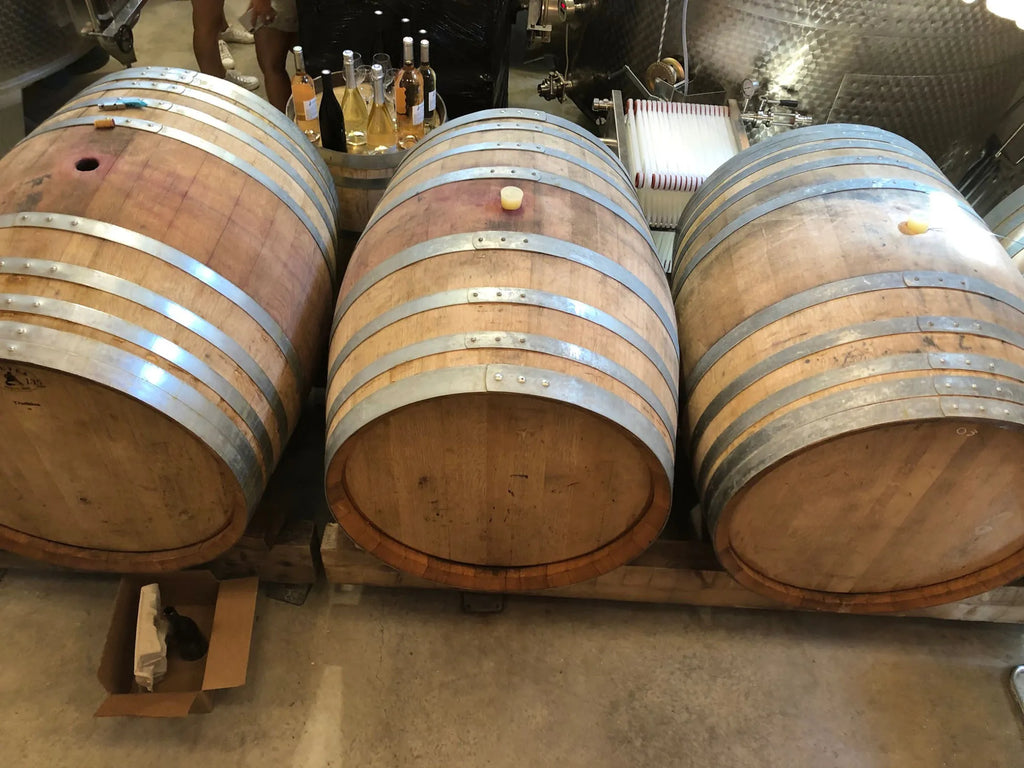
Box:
681;0;690;95
657;0;670;61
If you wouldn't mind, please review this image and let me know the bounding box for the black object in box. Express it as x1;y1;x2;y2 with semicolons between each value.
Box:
95;572;258;717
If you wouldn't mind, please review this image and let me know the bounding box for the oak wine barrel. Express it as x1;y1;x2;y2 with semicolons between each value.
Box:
326;108;679;591
0;66;337;570
672;124;1024;612
986;184;1024;272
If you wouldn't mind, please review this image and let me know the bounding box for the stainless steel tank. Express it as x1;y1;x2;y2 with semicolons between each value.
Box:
0;0;147;156
543;0;1024;179
0;0;94;93
0;0;146;93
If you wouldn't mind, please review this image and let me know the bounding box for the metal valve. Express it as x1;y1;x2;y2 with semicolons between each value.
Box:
741;93;813;130
537;70;575;102
559;0;594;19
79;0;148;65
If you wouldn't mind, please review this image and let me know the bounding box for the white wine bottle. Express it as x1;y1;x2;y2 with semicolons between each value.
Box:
366;64;398;154
419;39;437;131
341;49;368;152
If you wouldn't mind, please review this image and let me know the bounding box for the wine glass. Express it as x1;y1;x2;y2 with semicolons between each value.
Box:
384;67;398;127
372;53;391;72
356;65;373;106
343;52;363;86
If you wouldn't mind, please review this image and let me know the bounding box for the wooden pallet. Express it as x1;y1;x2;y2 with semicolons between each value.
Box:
320;523;1024;623
204;512;320;585
204;391;326;584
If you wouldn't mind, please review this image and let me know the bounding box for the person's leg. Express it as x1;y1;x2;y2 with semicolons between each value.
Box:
256;27;298;111
191;0;225;77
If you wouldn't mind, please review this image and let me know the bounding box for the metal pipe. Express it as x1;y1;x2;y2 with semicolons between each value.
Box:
995;119;1024;162
79;0;102;31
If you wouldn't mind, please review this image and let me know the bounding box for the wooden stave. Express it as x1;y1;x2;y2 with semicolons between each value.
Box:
325;111;679;591
329;117;677;437
51;76;338;282
0;67;335;570
673;124;1024;611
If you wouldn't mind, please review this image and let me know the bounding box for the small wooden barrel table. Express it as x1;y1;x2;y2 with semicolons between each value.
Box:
0;66;337;571
326;109;679;591
672;123;1024;612
286;73;448;237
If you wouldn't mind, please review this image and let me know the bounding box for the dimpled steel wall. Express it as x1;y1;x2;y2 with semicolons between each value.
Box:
0;0;92;92
559;0;1024;177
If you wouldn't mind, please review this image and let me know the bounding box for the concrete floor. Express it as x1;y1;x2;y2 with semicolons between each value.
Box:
3;2;1024;766
2;572;1024;767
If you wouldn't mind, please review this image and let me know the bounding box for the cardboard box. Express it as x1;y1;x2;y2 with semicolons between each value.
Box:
95;572;258;717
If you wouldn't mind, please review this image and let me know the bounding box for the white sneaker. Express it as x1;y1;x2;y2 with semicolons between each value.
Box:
225;70;259;91
218;39;235;69
219;25;255;44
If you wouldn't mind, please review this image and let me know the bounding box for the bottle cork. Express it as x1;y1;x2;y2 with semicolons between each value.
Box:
501;186;524;211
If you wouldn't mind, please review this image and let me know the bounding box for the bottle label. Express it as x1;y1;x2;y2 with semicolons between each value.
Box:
412;101;424;126
299;96;319;120
428;90;436;112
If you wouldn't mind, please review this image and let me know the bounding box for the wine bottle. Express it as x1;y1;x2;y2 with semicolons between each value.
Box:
394;36;424;149
290;46;320;143
163;606;208;662
319;69;347;152
366;64;398;154
341;50;368;152
419;39;437;131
